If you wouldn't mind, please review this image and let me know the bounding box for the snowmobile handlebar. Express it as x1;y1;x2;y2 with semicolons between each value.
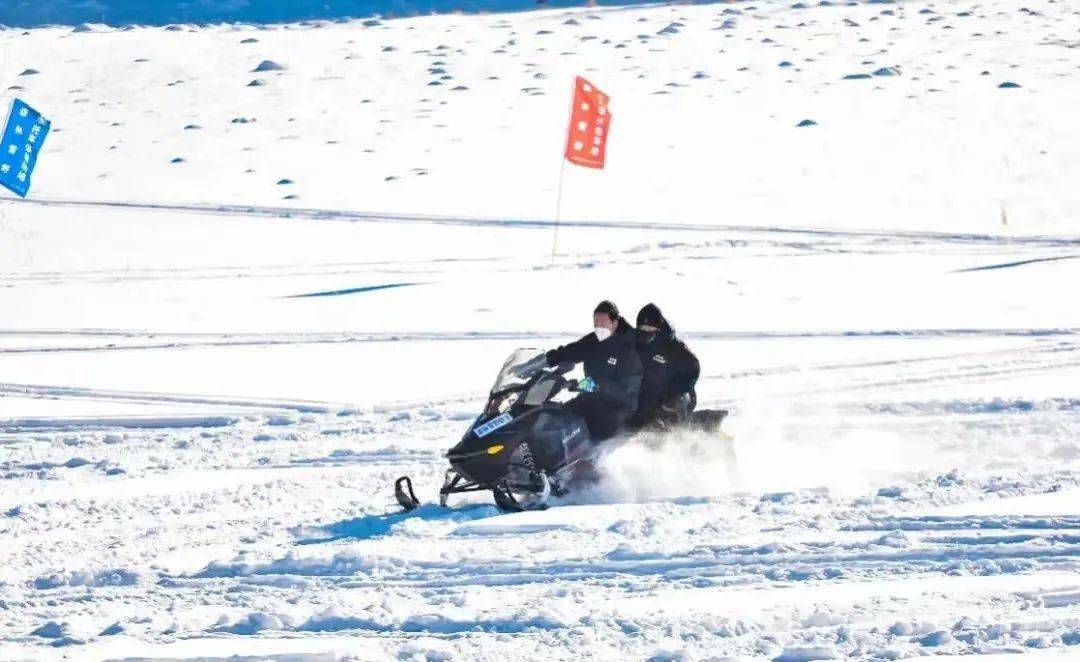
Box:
536;362;576;392
548;364;575;397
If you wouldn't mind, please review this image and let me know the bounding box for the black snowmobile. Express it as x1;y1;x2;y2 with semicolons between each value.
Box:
394;349;728;513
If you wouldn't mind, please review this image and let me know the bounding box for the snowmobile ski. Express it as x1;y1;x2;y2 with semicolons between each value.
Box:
394;476;421;511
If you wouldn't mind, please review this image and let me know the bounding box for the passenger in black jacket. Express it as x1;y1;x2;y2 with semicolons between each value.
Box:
632;303;700;430
538;300;644;441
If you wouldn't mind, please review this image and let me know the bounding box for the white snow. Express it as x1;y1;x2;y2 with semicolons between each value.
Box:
1;0;1079;659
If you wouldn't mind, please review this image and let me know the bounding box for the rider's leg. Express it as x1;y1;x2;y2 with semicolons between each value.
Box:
566;394;629;442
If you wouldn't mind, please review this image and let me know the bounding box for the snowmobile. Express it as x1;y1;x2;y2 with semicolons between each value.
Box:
394;349;728;513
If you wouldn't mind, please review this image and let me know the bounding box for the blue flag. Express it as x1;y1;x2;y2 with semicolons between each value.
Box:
0;99;51;198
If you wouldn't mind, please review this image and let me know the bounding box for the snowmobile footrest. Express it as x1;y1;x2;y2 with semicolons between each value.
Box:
394;476;421;511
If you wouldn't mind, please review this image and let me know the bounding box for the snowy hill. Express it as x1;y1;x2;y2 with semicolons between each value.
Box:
3;0;1079;234
1;0;1079;660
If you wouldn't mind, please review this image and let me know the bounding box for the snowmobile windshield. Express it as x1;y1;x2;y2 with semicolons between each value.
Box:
491;349;545;394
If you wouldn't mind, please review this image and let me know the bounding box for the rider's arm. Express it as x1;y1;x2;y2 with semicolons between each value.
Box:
545;333;598;366
669;340;700;396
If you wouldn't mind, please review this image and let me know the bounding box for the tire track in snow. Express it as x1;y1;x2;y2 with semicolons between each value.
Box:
1;327;1077;355
185;529;1080;590
709;338;1078;382
10;196;1080;247
705;339;1080;407
4;332;1070;434
0;382;350;414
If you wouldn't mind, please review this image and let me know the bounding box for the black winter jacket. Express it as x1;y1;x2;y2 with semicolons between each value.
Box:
546;317;643;410
635;311;700;417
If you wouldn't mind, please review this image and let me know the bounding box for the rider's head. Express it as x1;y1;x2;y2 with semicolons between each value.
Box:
593;300;620;334
636;303;663;346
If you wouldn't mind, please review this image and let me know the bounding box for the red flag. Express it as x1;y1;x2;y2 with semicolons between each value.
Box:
564;76;611;169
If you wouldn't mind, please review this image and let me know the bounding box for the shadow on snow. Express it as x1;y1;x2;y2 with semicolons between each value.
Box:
296;503;498;544
953;254;1080;273
284;282;420;299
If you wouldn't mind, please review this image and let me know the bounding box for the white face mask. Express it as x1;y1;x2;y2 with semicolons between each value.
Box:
594;326;613;342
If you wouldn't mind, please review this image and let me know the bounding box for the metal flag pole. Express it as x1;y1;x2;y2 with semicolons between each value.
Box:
551;157;568;262
551;77;578;263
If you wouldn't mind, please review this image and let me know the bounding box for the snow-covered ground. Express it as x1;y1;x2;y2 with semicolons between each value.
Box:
4;0;1080;233
2;0;1079;660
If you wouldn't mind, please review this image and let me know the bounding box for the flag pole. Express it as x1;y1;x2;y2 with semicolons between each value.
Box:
551;76;579;263
551;156;567;261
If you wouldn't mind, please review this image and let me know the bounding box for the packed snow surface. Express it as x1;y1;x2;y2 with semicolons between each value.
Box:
1;0;1079;659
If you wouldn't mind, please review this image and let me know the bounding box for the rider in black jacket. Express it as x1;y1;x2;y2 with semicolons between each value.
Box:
632;303;700;430
525;300;643;441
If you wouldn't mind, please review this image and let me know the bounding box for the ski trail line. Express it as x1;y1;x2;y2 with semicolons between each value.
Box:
8;196;1080;247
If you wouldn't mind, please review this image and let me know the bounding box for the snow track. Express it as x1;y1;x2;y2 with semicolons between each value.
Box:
2;209;1079;658
14;196;1080;247
2;318;1078;659
2;219;1079;659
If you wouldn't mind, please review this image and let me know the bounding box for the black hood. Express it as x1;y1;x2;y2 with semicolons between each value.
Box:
636;303;673;337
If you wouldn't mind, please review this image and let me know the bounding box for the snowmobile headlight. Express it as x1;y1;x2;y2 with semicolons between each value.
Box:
486;445;504;455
